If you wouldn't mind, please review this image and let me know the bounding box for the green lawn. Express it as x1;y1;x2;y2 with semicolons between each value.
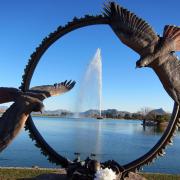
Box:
0;168;180;180
0;168;62;179
142;173;180;180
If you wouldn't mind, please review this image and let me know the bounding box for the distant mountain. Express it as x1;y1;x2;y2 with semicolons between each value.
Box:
82;109;99;116
0;106;8;113
149;108;167;115
79;108;168;119
0;105;168;119
32;109;73;117
79;109;132;118
0;106;8;110
44;109;71;115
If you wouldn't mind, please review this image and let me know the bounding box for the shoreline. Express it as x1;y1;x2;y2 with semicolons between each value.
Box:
32;114;142;120
0;113;170;124
0;167;180;179
32;115;169;126
0;166;179;174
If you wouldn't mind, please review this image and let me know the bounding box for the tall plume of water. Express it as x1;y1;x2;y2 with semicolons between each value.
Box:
75;48;102;117
96;48;102;116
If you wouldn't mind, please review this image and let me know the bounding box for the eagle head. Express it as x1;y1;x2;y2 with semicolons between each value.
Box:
136;54;155;68
18;95;44;114
136;59;148;68
31;100;44;113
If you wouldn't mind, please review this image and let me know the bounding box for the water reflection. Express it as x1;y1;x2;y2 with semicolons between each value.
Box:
142;125;164;135
0;117;179;174
143;123;179;134
33;118;172;164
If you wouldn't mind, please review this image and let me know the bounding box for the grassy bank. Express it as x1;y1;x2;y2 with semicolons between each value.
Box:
0;168;180;179
142;173;180;180
0;168;63;179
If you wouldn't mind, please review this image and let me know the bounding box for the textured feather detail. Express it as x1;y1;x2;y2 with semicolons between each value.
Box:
0;95;43;152
0;103;23;152
163;25;180;51
29;80;76;100
103;2;159;56
0;87;22;104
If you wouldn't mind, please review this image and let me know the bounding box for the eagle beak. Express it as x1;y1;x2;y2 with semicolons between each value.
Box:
40;104;44;114
136;59;147;68
136;60;141;68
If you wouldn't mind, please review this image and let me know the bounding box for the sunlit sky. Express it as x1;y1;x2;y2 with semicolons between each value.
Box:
1;0;180;112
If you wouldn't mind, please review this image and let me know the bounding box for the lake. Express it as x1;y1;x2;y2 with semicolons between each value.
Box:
0;117;180;174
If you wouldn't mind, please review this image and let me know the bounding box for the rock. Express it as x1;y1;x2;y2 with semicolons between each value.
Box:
32;165;39;169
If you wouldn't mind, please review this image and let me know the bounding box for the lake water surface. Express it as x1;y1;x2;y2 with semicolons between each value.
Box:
0;117;180;174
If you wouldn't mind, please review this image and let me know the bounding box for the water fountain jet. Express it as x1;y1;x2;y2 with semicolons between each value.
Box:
75;48;103;119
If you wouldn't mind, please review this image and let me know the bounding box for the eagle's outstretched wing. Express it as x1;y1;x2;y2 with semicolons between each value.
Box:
0;81;75;152
103;2;159;56
28;80;76;100
0;87;22;104
163;25;180;51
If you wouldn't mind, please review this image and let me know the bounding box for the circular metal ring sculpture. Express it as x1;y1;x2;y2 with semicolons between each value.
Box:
19;2;180;178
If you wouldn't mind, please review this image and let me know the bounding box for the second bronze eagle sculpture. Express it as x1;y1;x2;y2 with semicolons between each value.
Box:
0;80;75;152
104;2;180;104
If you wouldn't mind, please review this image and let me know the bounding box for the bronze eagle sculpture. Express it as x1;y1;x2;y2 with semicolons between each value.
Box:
104;2;180;104
0;80;75;152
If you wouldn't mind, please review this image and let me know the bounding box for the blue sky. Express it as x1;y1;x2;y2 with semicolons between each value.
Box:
0;0;180;112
